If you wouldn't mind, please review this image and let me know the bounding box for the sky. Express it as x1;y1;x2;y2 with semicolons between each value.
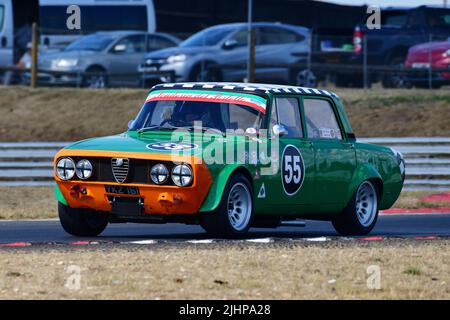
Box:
320;0;447;7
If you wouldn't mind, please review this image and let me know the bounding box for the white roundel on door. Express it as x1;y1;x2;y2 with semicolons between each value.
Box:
281;145;305;196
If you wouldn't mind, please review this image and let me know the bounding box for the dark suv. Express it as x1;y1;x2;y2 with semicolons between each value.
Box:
338;6;450;88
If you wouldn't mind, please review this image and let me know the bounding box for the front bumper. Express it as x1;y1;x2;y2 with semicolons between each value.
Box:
55;150;213;215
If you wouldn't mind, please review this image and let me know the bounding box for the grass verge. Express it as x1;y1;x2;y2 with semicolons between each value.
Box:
0;241;448;299
0;87;449;141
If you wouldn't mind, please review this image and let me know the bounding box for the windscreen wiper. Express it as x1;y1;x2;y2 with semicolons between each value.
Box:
137;125;178;134
186;126;226;137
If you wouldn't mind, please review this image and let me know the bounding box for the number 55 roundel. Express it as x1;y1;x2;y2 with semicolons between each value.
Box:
281;145;305;196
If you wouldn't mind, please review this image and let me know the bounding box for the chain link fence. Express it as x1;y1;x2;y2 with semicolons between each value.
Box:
1;26;450;90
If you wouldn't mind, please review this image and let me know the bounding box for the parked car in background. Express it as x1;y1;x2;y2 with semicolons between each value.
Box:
35;31;180;88
334;5;450;88
405;40;450;88
0;0;156;69
138;22;311;86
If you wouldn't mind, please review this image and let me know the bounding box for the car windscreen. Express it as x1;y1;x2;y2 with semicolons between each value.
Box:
180;26;237;47
39;5;147;35
64;34;115;52
131;100;263;133
0;5;4;33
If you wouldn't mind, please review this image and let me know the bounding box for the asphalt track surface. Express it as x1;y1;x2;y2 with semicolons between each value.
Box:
0;213;449;244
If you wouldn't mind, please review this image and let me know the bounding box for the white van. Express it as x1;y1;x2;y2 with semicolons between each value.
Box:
0;0;156;68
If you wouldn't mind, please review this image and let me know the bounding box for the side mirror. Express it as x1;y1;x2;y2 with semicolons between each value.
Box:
113;44;127;53
223;39;238;50
272;124;288;137
128;120;135;130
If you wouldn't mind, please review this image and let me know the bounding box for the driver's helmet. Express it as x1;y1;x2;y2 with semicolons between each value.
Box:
177;102;210;124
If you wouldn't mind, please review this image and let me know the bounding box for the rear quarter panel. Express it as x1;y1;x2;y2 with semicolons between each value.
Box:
353;142;403;210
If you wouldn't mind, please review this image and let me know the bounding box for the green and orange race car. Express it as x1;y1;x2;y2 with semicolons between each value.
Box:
54;82;405;237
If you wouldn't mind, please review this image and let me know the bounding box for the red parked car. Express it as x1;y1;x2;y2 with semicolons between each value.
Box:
405;41;450;88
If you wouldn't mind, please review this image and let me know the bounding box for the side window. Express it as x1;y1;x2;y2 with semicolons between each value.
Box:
229;29;248;47
115;35;146;53
303;99;342;140
258;27;303;45
148;36;176;51
270;98;303;138
0;6;4;33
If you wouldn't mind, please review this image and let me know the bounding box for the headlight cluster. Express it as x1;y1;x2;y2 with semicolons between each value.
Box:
56;158;93;180
150;163;193;187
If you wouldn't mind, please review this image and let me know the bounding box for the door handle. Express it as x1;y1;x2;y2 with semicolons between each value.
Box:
342;142;354;149
300;141;313;148
1;37;6;47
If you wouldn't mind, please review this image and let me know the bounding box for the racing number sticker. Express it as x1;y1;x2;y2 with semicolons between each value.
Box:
281;145;305;196
146;142;198;151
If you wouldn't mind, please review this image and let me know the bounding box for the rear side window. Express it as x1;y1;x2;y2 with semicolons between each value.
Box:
40;6;148;35
0;5;4;33
303;99;342;140
258;27;304;45
381;11;408;27
270;98;303;138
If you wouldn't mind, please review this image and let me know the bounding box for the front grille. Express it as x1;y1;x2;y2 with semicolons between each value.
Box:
111;158;129;183
62;157;178;185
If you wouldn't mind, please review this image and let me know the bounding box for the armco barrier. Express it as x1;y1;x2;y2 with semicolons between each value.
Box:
0;138;449;191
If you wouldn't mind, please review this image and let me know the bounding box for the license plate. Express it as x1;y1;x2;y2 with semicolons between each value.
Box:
412;63;430;69
111;197;143;217
105;185;140;195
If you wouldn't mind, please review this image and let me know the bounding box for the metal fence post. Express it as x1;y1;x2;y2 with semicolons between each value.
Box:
363;34;368;90
428;33;432;89
31;23;38;88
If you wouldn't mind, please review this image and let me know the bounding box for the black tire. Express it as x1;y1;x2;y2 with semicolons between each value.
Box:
200;174;253;238
83;66;108;88
295;69;317;88
332;181;379;236
58;202;108;237
382;57;410;89
189;62;222;82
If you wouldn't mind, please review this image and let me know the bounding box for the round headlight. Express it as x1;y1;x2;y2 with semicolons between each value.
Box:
150;164;169;184
76;159;93;180
171;164;192;187
56;158;75;180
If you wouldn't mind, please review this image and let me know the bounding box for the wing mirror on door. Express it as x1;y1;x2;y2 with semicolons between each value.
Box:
113;44;127;53
223;39;238;50
272;124;288;137
127;120;135;130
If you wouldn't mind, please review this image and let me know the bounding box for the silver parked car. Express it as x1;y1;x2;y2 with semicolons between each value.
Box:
138;22;312;85
37;31;180;88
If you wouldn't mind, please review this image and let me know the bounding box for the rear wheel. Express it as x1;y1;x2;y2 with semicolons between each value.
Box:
200;174;253;237
332;181;379;236
58;202;108;237
382;57;411;89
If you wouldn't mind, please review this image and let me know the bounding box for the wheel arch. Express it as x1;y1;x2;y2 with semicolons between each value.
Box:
84;64;108;73
347;164;383;207
188;60;222;81
55;183;68;206
199;165;253;213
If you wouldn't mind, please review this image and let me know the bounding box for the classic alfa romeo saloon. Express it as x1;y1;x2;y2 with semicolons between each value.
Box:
54;82;405;237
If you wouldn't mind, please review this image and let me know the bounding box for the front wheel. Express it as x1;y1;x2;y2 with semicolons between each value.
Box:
332;181;379;236
200;174;253;237
58;202;108;237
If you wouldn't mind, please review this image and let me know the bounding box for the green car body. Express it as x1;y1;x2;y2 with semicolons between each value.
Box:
54;82;405;237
